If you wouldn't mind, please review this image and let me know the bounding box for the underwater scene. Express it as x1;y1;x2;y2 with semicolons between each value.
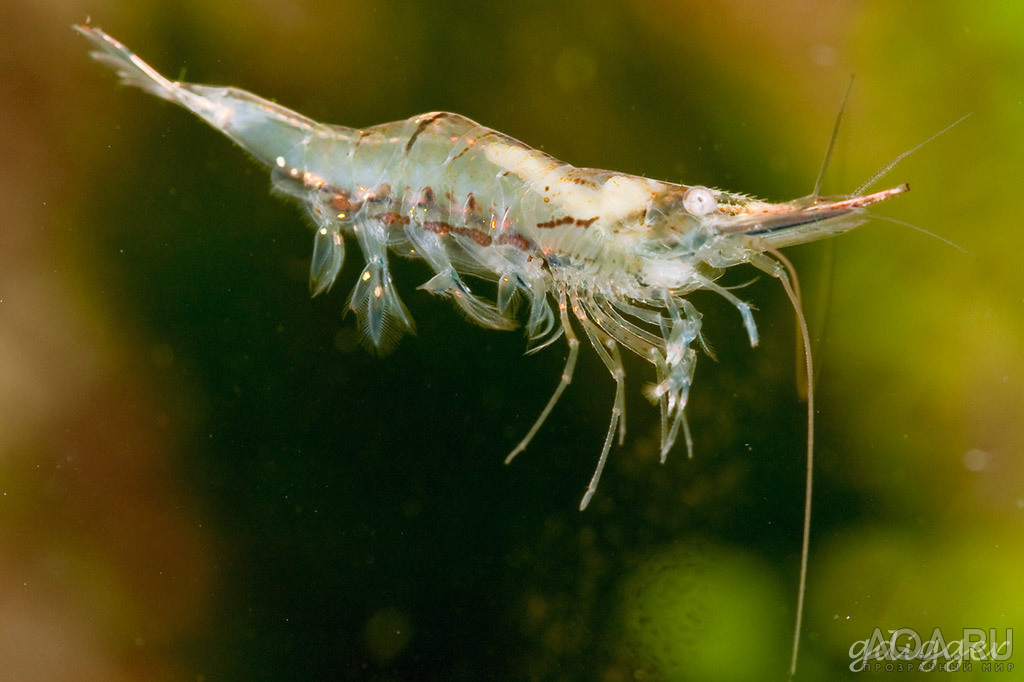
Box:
2;1;1023;679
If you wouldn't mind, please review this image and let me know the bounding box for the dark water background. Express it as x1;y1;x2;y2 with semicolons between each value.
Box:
2;2;1022;680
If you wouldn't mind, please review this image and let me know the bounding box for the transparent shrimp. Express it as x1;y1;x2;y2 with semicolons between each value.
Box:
77;24;927;678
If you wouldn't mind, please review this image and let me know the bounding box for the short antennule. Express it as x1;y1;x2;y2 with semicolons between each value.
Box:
812;76;856;199
855;113;971;195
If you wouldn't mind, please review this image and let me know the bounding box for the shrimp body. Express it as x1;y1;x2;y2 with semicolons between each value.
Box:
79;25;919;678
76;26;907;507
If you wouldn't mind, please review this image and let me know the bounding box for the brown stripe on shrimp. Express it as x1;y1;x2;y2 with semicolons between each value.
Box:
536;215;599;229
405;112;450;154
420;220;493;246
330;192;362;214
496;232;534;252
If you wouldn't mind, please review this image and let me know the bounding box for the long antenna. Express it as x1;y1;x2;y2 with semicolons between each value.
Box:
764;247;814;682
798;78;854;400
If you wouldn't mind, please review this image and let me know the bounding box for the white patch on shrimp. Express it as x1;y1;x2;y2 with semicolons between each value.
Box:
640;259;695;288
484;142;655;223
485;142;562;187
582;175;658;222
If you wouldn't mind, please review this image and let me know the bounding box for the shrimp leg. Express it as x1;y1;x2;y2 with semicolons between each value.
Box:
505;286;579;465
569;289;627;510
692;273;760;347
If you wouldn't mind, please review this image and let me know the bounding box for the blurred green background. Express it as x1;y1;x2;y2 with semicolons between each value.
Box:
2;1;1022;680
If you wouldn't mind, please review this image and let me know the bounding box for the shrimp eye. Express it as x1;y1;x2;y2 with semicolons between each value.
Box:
683;186;717;216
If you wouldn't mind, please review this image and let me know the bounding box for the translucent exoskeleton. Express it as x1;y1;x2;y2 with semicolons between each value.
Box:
78;25;937;679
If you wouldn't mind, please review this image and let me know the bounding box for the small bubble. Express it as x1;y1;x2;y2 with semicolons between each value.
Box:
363;607;412;662
962;448;989;472
810;43;838;67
